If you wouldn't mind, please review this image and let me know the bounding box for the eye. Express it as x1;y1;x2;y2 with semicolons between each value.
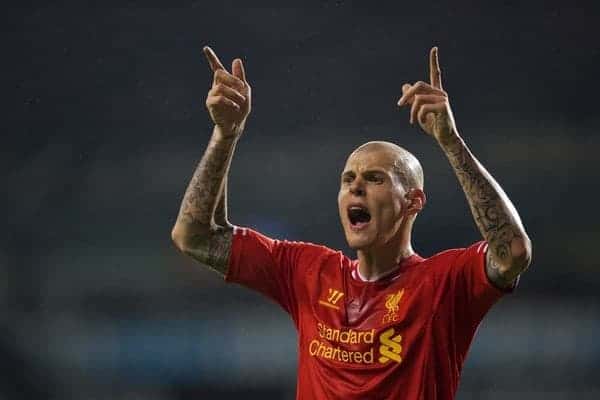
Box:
342;174;354;184
366;174;384;183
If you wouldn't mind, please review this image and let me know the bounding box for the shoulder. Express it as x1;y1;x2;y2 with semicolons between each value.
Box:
282;238;343;264
417;241;487;279
235;226;342;263
419;247;463;272
271;237;348;286
425;242;486;266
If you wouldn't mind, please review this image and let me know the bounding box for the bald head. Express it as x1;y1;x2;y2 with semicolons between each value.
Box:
349;141;424;190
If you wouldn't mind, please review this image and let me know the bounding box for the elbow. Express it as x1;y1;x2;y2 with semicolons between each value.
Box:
489;235;532;287
171;219;220;255
171;224;189;252
170;222;231;273
508;234;533;274
170;222;207;253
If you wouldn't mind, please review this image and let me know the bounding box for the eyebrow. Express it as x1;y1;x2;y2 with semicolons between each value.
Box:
341;169;388;177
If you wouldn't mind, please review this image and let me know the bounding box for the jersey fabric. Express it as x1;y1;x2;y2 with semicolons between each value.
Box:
225;226;512;400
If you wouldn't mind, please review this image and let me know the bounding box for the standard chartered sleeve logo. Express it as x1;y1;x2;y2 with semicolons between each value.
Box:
378;327;403;364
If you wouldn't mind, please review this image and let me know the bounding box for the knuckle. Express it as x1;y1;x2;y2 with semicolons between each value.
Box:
231;87;242;97
235;80;245;90
214;70;227;83
206;96;218;107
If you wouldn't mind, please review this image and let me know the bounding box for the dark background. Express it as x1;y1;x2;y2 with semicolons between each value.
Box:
3;1;600;399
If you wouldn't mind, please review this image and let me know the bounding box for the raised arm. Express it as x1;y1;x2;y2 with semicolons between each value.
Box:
171;46;251;276
397;47;532;289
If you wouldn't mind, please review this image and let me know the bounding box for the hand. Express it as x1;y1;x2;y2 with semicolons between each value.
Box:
397;47;457;143
203;46;251;137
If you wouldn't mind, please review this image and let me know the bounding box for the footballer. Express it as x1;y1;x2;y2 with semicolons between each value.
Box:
171;46;532;399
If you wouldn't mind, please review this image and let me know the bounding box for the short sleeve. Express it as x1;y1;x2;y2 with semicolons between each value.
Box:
224;226;311;320
451;241;514;329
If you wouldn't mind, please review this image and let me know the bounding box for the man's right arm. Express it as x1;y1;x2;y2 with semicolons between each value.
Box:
171;47;251;276
171;126;237;274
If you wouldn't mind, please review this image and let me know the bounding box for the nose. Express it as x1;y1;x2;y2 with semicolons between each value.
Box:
349;178;365;196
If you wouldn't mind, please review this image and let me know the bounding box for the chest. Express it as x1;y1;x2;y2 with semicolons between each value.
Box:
298;264;439;373
307;269;435;331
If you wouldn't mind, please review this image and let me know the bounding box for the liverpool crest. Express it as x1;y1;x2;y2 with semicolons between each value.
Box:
382;289;404;324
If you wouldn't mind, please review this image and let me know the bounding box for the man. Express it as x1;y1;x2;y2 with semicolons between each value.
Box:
171;46;532;399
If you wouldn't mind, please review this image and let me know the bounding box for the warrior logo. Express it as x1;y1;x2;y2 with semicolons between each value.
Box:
319;288;344;310
382;288;404;324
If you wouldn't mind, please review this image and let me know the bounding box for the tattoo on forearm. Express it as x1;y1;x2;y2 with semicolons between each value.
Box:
442;135;530;283
174;129;238;274
178;133;236;226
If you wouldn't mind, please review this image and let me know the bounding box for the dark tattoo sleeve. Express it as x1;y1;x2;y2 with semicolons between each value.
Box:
439;133;531;288
173;127;238;276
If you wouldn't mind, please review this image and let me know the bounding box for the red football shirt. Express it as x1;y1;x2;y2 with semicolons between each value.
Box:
225;226;511;400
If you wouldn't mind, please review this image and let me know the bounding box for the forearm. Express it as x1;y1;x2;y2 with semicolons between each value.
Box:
213;137;239;226
213;176;229;226
439;132;532;275
171;125;239;275
177;126;236;227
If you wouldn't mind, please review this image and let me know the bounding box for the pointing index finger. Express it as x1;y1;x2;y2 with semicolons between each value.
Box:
203;46;226;72
429;46;443;90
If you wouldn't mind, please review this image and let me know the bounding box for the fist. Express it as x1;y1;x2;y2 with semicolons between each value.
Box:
203;46;251;137
397;47;457;143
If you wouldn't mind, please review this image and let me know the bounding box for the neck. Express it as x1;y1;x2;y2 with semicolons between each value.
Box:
356;226;414;282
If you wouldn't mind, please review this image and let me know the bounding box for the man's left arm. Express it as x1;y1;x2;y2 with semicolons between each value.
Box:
398;47;532;289
440;132;531;289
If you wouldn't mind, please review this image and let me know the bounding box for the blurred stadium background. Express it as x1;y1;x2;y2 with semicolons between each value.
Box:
4;1;600;399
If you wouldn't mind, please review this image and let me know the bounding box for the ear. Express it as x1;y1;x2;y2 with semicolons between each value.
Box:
405;188;426;216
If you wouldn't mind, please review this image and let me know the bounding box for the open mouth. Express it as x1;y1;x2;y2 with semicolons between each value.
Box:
347;206;371;229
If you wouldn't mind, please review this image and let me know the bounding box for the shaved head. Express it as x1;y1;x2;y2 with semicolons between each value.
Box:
339;140;426;250
350;141;424;191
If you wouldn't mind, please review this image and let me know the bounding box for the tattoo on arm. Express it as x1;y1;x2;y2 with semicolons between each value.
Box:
178;130;237;226
486;249;518;289
174;127;238;274
440;134;531;285
185;227;233;277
